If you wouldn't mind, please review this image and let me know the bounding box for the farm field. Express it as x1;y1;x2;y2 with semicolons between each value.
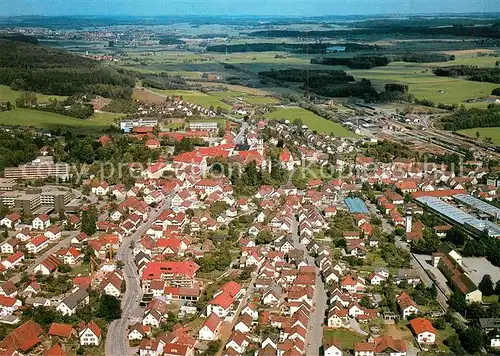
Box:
458;127;500;146
0;108;117;133
266;107;357;136
0;85;68;103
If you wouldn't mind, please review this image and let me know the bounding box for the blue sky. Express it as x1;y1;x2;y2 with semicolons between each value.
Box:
0;0;497;17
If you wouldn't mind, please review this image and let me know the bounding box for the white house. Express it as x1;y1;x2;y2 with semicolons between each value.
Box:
56;288;89;316
79;320;102;346
324;340;344;356
32;214;51;230
198;313;221;341
410;318;436;345
26;235;49;254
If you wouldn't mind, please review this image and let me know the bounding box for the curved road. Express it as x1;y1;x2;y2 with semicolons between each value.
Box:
105;202;168;356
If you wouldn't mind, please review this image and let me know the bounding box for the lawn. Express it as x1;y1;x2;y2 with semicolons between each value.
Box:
0;85;67;103
345;59;499;108
0;108;116;134
323;328;365;350
266;107;357;136
458;127;500;146
153;89;232;110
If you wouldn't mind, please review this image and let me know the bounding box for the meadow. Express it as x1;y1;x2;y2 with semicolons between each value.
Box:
266;107;357;137
457;127;500;146
0;85;67;103
0;108;121;134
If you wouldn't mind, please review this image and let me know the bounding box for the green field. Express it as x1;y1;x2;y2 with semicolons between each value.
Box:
266;107;357;136
323;328;365;349
0;85;67;103
458;127;500;146
0;108;120;133
152;89;232;109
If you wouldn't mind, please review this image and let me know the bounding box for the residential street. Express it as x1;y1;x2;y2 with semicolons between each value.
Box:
9;231;78;284
291;219;327;356
105;201;168;356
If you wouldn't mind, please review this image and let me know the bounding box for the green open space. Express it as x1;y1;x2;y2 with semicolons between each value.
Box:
0;108;119;134
323;328;365;349
0;85;68;103
266;107;357;136
458;127;500;146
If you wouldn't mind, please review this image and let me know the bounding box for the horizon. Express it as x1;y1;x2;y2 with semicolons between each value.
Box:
0;0;498;17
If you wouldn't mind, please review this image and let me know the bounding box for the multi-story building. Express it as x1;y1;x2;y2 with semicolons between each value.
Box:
189;121;218;132
3;156;69;180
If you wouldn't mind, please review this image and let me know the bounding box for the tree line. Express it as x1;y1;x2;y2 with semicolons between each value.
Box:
434;65;500;84
206;42;376;54
312;53;454;69
441;106;500;131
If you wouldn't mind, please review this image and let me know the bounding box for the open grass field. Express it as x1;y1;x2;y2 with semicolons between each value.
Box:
153;88;232;109
458;127;500;146
0;108;118;133
323;328;365;350
0;85;67;103
266;107;357;136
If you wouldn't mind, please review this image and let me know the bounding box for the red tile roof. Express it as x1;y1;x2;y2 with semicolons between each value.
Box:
202;313;221;332
48;323;74;338
410;317;436;335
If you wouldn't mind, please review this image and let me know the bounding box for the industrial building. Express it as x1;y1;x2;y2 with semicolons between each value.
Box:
188;121;219;132
453;194;500;220
416;196;500;238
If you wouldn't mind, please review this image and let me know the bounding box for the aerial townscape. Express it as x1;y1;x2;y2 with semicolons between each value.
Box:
0;1;500;356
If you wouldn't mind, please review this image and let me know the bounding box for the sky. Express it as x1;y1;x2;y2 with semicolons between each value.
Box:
0;0;497;17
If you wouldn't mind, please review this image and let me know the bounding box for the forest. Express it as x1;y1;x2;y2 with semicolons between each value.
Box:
206;42;376;54
311;56;391;69
441;106;500;131
0;39;135;97
434;65;500;84
312;53;454;69
248;23;500;39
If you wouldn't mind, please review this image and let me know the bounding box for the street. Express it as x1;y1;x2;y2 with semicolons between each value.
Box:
9;231;78;284
290;218;327;356
105;201;169;356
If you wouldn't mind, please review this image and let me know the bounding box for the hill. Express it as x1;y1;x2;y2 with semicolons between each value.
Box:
0;39;134;98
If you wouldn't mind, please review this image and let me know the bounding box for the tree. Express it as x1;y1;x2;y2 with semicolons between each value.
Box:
15;91;37;107
460;327;485;354
81;205;98;236
449;292;467;314
433;317;447;330
495;280;500;296
446;227;466;247
479;274;495;296
203;340;221;356
96;294;122;321
256;230;273;245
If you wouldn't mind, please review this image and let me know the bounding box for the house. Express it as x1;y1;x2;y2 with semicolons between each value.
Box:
234;314;253;334
0;320;43;354
100;271;123;297
226;330;249;354
324;340;344;356
198;313;221;341
45;226;62;241
0;281;18;297
355;336;407;356
32;214;51;230
56;288;89;316
26;235;49;254
91;181;109;196
0;239;18;254
0;295;22;315
354;341;375;356
0;213;21;229
410;317;436;345
46;343;68;356
142;309;162;328
128;323;151;341
49;322;75;339
1;251;25;270
34;255;61;275
56;247;82;265
397;292;420;319
79;320;102;346
206;281;241;318
139;338;165;356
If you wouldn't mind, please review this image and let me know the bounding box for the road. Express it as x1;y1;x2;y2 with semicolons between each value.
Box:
105;202;169;356
367;200;449;309
290;219;327;356
9;231;78;284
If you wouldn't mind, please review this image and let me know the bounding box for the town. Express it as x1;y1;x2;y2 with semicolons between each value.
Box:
0;95;498;356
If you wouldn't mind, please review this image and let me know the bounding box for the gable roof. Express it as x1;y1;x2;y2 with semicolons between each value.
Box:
48;323;74;338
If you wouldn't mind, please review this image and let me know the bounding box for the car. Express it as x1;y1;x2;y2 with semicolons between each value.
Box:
309;326;313;330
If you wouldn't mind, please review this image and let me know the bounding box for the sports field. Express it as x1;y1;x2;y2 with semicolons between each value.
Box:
458;127;500;146
0;108;120;133
266;107;357;137
0;85;67;103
